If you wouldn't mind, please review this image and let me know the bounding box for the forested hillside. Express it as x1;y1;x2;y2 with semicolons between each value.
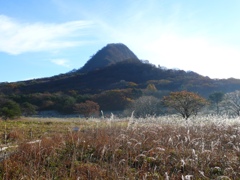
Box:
1;43;240;115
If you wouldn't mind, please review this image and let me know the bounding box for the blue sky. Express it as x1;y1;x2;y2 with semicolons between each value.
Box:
1;0;240;82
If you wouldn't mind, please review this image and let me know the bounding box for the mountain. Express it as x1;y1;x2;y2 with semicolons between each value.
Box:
2;43;240;113
79;43;140;73
1;43;240;98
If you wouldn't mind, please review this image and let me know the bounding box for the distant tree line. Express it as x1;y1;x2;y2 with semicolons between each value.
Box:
1;85;240;120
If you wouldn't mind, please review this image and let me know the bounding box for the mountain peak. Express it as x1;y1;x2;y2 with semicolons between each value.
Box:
79;43;139;73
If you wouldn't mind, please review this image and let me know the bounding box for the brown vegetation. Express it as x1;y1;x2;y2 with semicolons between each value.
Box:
0;117;239;179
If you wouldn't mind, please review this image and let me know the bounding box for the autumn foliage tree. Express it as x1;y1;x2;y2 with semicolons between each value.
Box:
163;91;208;119
74;100;100;118
93;90;133;111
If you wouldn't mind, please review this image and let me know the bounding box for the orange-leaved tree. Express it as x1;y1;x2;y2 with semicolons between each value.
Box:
163;91;208;119
74;100;100;118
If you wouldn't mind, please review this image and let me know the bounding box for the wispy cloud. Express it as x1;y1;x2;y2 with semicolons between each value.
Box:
51;59;71;67
0;15;92;55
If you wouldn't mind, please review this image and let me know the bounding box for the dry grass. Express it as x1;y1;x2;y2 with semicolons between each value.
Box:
0;115;240;179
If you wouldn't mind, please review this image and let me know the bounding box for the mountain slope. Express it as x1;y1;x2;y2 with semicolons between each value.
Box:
79;43;139;73
1;43;240;97
0;59;239;97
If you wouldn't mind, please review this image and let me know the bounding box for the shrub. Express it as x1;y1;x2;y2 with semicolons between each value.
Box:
0;99;21;120
74;100;99;118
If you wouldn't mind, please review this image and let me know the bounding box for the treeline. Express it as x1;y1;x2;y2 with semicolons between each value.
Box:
2;86;240;120
0;88;144;117
2;60;240;119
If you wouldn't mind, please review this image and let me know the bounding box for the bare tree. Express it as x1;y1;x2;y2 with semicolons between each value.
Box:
208;92;224;114
125;96;163;118
221;90;240;116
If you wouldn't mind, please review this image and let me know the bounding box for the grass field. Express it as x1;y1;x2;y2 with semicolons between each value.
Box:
0;115;239;179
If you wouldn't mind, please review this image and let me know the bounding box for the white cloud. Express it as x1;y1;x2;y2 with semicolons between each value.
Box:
0;15;92;55
51;59;71;67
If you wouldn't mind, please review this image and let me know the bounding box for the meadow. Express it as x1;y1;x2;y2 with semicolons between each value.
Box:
0;115;240;179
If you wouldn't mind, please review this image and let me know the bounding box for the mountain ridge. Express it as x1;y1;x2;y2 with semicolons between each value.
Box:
78;43;140;73
1;43;240;97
